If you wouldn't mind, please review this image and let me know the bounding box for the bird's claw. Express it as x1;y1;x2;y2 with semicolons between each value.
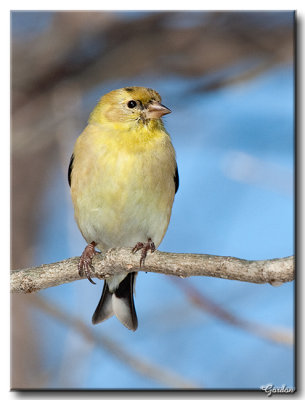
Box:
132;238;155;267
79;241;97;285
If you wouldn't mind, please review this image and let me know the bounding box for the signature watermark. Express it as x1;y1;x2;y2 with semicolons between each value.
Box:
260;384;295;396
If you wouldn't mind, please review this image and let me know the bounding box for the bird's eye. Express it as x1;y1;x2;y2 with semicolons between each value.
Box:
127;100;137;108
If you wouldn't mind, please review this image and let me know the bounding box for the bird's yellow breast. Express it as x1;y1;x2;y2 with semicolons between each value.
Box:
71;122;176;250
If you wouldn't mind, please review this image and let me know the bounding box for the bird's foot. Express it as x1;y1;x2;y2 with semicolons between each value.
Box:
79;241;97;285
132;238;155;267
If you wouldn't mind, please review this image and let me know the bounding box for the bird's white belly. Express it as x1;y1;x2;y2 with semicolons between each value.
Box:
77;191;172;251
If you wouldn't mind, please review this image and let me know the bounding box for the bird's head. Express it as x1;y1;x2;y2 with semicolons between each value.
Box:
88;87;171;128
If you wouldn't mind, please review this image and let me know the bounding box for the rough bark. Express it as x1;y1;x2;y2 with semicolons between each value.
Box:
11;249;294;294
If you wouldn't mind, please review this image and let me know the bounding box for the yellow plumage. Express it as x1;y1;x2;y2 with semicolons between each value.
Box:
69;87;178;330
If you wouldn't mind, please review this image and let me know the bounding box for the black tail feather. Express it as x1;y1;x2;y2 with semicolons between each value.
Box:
113;272;138;331
92;280;113;325
92;272;138;331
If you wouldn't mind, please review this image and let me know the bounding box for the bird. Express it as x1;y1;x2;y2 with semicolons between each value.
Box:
68;86;178;331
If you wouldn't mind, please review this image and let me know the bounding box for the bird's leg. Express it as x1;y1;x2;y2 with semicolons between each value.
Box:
132;238;156;267
79;241;97;285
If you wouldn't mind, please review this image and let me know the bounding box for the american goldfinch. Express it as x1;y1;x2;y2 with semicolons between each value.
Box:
68;87;178;331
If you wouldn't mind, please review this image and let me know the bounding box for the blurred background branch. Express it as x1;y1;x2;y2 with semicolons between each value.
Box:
27;294;199;389
170;277;293;346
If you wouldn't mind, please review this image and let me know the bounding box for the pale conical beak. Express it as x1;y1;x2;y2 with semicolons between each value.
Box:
145;101;171;119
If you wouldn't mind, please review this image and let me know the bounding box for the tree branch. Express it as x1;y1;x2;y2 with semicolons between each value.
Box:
11;248;294;294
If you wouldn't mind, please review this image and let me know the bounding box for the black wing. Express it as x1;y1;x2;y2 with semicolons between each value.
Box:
174;164;179;194
68;153;74;187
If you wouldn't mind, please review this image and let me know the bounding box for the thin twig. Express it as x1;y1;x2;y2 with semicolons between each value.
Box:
29;294;199;389
11;249;294;294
